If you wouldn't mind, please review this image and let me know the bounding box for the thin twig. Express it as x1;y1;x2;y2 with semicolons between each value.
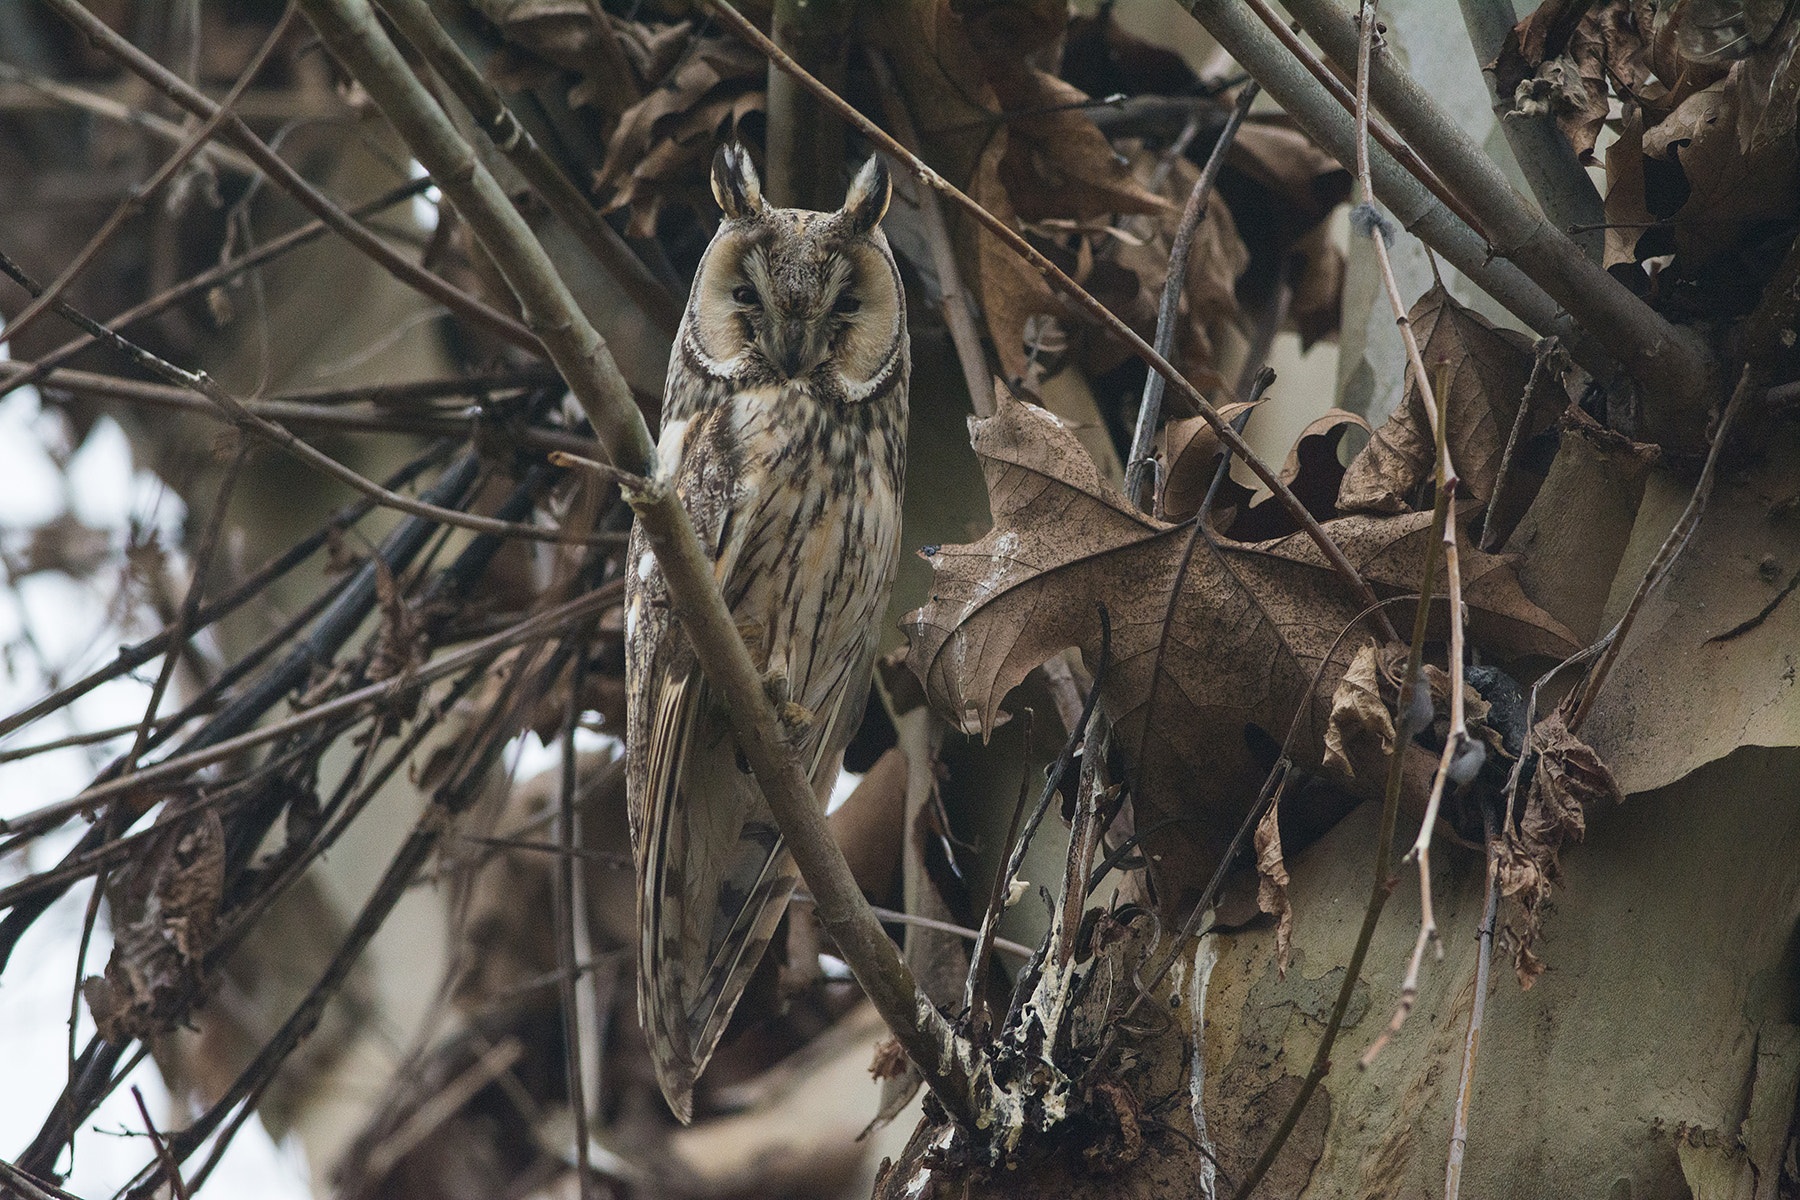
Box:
39;0;545;356
1;6;296;348
0;177;438;405
790;892;1035;962
1229;365;1447;1200
0;60;258;176
1128;594;1422;1018
126;446;247;771
0;445;448;751
963;710;1036;1041
374;0;681;336
1445;833;1501;1200
10;362;605;464
296;0;655;473
557;653;596;1200
1237;0;1486;238
0;250;588;544
130;1086;192;1200
0;587;615;862
1342;0;1468;1066
1125;79;1259;511
703;0;1395;638
869;51;993;417
1566;364;1759;733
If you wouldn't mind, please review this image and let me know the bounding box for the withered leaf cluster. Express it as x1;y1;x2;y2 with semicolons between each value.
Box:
903;392;1576;911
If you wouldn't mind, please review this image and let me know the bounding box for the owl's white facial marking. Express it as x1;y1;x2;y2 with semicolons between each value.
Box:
683;170;902;403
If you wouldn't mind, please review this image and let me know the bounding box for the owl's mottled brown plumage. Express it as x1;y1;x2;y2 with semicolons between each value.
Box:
625;145;908;1121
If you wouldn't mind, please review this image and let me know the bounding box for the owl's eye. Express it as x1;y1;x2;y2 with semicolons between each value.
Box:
731;284;760;307
832;293;861;316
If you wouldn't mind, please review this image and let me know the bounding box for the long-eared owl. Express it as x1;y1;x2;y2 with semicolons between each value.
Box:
624;144;908;1121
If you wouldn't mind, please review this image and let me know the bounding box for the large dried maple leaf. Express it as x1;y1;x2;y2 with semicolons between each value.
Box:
903;396;1580;910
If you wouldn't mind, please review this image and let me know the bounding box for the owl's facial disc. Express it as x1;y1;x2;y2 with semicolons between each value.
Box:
691;219;901;392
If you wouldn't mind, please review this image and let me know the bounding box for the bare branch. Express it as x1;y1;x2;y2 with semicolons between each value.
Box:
39;0;547;356
1279;0;1715;440
296;0;655;472
1454;0;1605;261
1125;80;1259;512
374;0;683;337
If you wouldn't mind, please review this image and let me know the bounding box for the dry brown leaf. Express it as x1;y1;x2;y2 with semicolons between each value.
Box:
1230;122;1351;227
972;128;1068;388
1605;107;1657;269
1641;71;1798;267
1559;11;1617;162
1498;706;1622;988
1337;285;1538;515
990;68;1169;223
1287;218;1348;349
869;1035;908;1081
1083;144;1246;384
84;809;225;1043
1159;400;1259;524
1228;122;1351;348
903;395;1579;908
1321;640;1395;777
594;32;764;235
1254;799;1292;975
1227;409;1371;542
952;0;1067;63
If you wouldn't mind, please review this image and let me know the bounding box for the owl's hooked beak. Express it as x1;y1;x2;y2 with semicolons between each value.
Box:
759;319;831;381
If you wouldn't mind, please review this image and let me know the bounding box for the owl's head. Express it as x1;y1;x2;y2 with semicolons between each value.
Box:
685;145;902;399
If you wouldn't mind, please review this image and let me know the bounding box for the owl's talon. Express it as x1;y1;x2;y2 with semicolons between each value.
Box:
776;700;814;740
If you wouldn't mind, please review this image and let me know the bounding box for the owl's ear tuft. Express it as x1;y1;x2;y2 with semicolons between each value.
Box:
711;144;764;219
840;155;891;236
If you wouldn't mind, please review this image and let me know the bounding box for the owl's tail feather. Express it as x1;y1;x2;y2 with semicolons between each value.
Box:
640;814;800;1123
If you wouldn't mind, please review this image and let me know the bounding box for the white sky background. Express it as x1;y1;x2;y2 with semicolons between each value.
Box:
0;364;311;1198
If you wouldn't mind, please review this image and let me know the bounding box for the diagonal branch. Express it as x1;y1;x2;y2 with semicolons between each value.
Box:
298;0;984;1125
295;0;653;472
1182;0;1710;425
1455;0;1605;262
1275;0;1714;440
1;6;296;348
373;0;683;337
38;0;545;357
560;454;982;1124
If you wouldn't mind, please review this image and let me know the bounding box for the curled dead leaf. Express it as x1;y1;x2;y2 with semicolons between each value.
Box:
85;808;225;1044
1255;798;1292;976
869;1035;908;1081
1322;640;1396;777
1337;285;1540;515
1159;400;1259;524
971;127;1067;388
989;68;1169;224
594;31;765;236
1226;409;1371;542
1498;706;1623;988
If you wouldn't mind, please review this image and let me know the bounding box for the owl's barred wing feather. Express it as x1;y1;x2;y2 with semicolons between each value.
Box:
635;652;866;1121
